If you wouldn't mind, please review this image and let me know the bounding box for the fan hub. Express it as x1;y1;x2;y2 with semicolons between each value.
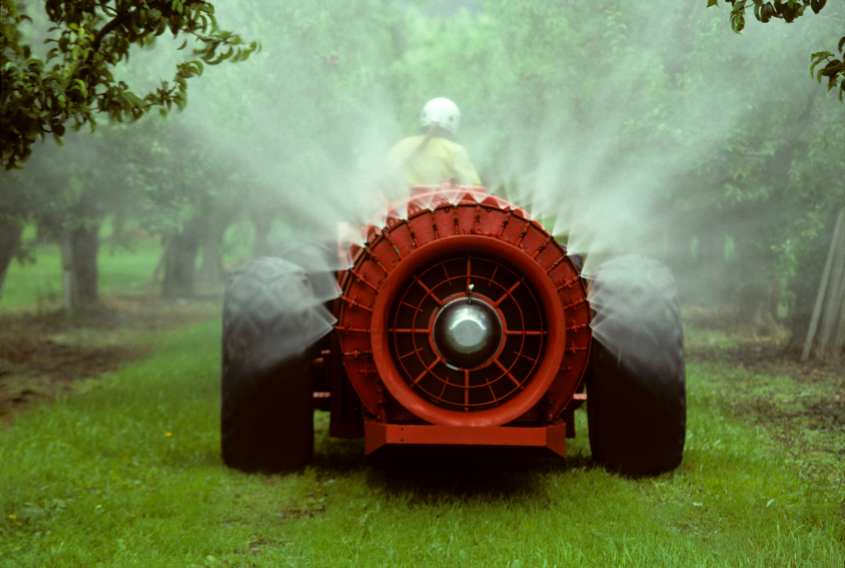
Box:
433;298;502;369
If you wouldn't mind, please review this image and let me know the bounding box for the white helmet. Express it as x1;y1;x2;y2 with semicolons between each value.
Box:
420;97;460;136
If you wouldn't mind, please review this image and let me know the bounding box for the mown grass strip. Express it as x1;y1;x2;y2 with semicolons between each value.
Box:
0;239;161;311
1;320;842;567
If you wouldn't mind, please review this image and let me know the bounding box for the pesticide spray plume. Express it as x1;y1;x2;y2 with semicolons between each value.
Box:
196;3;748;271
49;0;832;333
485;62;749;277
154;1;842;474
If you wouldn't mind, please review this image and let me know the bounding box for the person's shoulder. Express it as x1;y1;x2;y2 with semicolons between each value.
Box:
392;135;426;149
386;135;422;160
437;137;470;154
389;136;425;157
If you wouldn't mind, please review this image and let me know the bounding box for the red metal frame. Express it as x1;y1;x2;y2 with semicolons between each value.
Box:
364;420;568;457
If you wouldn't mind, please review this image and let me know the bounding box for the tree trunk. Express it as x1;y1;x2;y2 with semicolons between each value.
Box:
0;217;24;300
731;205;778;329
198;221;228;287
697;230;730;305
252;210;273;259
162;219;202;298
799;209;845;361
786;211;840;353
60;222;100;314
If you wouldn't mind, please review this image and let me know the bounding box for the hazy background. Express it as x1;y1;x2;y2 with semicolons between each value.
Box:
4;0;844;339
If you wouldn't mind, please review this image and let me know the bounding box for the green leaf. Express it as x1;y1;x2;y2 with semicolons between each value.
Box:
810;51;834;81
810;0;827;13
730;2;747;33
821;60;843;77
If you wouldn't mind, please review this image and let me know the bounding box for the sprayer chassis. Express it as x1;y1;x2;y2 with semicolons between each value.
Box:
314;185;592;457
222;184;686;475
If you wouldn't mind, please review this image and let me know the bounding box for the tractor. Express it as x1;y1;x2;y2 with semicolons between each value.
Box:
220;184;686;475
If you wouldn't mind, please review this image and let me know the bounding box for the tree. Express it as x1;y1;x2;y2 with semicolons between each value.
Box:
706;0;844;100
466;0;844;340
0;0;259;170
0;0;256;311
145;0;408;295
1;126;140;312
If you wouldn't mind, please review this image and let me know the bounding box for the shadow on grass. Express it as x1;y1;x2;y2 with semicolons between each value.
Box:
253;412;609;498
312;441;603;504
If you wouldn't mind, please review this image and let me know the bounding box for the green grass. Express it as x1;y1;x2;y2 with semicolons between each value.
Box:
0;238;162;311
0;222;290;311
1;320;842;567
97;239;163;294
0;244;64;310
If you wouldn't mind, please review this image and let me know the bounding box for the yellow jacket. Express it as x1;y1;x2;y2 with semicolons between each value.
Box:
385;135;481;194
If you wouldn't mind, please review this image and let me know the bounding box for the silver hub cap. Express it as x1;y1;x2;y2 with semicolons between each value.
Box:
433;298;502;368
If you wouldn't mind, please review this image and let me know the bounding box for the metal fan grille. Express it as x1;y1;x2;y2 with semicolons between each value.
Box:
388;254;546;412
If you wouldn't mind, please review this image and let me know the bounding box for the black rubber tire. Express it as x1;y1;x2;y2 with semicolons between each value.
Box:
266;237;340;303
221;257;317;473
586;255;686;475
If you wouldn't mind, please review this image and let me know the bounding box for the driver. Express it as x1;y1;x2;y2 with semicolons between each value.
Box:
385;97;481;195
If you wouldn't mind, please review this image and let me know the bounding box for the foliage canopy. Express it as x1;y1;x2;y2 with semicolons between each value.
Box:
0;0;259;169
706;0;844;99
0;0;842;329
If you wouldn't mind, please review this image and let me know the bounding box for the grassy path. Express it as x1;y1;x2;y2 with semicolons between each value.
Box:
0;239;164;311
1;319;842;567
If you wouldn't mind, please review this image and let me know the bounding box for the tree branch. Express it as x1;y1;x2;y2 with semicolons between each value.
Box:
91;10;134;54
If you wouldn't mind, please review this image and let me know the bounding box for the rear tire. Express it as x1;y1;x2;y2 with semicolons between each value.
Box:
221;257;316;472
586;255;686;475
266;237;340;303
